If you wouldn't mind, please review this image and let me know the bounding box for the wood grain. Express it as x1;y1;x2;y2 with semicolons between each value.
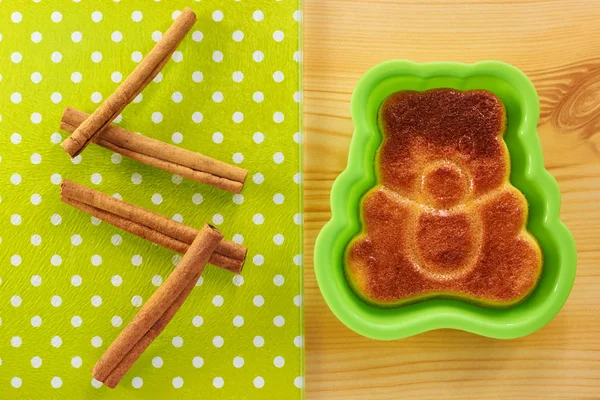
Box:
303;1;600;399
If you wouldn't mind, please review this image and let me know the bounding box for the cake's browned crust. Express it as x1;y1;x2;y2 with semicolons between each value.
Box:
346;89;542;307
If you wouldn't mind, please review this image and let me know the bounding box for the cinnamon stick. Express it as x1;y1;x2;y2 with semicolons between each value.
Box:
92;224;222;383
60;180;246;273
102;267;203;388
61;107;247;193
61;8;197;158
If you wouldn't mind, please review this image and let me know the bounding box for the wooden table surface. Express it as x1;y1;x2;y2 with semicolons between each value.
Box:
303;1;600;398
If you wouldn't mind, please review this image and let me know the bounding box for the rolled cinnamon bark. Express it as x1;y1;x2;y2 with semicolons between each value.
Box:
61;107;248;193
61;8;197;158
60;180;246;273
102;267;203;388
91;225;222;382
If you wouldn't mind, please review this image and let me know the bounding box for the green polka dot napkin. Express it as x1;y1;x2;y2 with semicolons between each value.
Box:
0;1;303;398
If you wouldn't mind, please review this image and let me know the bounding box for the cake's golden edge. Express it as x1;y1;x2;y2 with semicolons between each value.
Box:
344;89;544;309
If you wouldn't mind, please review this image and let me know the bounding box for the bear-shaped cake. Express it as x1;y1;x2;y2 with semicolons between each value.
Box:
346;89;543;307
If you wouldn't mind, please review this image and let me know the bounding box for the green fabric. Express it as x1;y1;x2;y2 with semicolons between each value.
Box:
0;1;302;398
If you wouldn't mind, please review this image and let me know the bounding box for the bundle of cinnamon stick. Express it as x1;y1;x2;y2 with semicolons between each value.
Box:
59;8;247;193
55;8;253;389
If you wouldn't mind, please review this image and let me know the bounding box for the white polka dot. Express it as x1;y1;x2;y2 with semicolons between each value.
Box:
192;357;204;368
171;91;184;104
195;276;203;287
294;51;302;62
51;92;63;104
192;71;203;82
51;336;62;348
51;132;63;143
192;31;203;42
232;71;244;82
273;71;285;83
252;132;265;144
212;91;224;103
71;275;82;286
253;91;264;103
91;51;102;63
31;275;42;286
71;356;82;368
91;254;102;266
11;12;22;23
11;52;22;63
31;113;42;124
10;174;22;185
212;295;224;307
91;11;103;22
11;214;22;225
111;71;122;83
212;10;224;21
172;51;183;62
172;377;184;389
111;31;123;42
91;378;102;388
254;376;265;388
232;153;244;164
211;213;224;225
31;194;42;205
151;193;163;204
192;111;203;123
252;173;264;185
172;336;183;347
91;336;102;348
51;173;62;185
212;51;224;62
31;31;42;43
11;336;22;347
273;152;285;164
31;356;44;369
132;11;143;22
90;92;103;104
11;377;22;389
171;132;183;144
294;91;303;103
111;153;122;164
274;112;285;123
192;193;204;205
131;296;143;307
51;12;62;23
131;173;142;185
11;92;22;104
253;336;264;347
152;357;163;368
172;174;183;185
192;315;203;327
71;31;82;43
232;112;244;123
71;234;82;246
253;254;265;266
274;316;285;327
294;335;303;347
294;295;303;306
71;72;82;83
11;133;22;144
252;51;264;62
51;254;62;265
171;10;182;20
274;356;285;368
213;377;224;388
111;316;123;327
253;295;264;307
253;10;264;21
232;315;244;327
253;214;264;225
11;254;22;266
231;356;244;368
273;234;285;245
151;112;163;123
90;173;102;185
151;275;163;287
132;51;143;63
153;72;163;83
71;316;82;327
273;193;284;204
31;72;43;83
294;10;303;21
295;376;304;388
274;275;285;286
91;295;102;307
273;30;284;42
294;254;303;266
11;295;22;307
51;51;62;63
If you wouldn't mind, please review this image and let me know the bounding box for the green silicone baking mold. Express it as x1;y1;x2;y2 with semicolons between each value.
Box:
314;60;576;340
